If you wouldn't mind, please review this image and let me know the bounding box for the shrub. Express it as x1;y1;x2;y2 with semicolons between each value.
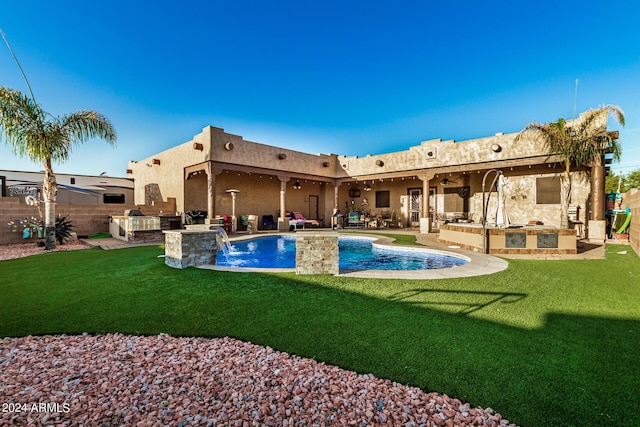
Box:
6;215;74;245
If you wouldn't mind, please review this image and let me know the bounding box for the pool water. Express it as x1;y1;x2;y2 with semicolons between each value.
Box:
216;236;467;270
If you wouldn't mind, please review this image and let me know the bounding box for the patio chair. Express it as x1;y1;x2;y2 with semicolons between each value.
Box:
380;210;391;228
384;210;398;228
347;211;364;227
222;215;233;234
290;212;320;228
262;215;276;230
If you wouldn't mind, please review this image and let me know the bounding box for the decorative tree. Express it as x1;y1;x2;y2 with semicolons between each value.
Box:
516;106;625;228
0;87;116;249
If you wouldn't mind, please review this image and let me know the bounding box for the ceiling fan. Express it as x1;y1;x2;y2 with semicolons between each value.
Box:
440;177;457;186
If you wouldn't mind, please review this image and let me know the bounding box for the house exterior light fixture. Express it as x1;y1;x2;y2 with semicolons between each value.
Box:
293;179;302;190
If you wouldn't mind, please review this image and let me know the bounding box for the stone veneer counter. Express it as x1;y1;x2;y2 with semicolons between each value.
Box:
438;223;577;255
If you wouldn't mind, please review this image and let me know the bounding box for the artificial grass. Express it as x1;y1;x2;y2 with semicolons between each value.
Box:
352;231;421;246
1;243;639;426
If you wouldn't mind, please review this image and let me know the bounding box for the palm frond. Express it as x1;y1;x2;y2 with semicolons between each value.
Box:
61;110;117;146
1;86;117;251
0;87;48;161
516;105;625;168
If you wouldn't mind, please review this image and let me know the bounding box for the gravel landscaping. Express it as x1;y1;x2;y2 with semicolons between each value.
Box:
0;334;517;426
0;241;89;261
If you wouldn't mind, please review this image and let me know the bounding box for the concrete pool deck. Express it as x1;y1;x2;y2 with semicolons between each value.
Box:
81;227;610;279
196;229;509;280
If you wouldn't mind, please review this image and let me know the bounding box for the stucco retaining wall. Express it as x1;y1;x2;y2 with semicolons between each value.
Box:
438;224;577;254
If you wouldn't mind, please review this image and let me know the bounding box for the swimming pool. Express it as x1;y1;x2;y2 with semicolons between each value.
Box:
216;235;468;270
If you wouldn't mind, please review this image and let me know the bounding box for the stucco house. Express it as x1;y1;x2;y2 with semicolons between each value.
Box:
127;112;613;240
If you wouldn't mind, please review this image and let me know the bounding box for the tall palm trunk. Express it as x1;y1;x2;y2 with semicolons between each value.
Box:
43;158;57;250
560;164;571;229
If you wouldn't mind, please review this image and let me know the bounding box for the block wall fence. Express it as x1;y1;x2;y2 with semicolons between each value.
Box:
0;198;176;245
624;188;639;256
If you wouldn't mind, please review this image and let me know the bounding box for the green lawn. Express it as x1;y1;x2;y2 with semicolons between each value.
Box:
1;241;639;426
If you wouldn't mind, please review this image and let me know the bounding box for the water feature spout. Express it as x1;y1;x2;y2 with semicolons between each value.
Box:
214;226;232;263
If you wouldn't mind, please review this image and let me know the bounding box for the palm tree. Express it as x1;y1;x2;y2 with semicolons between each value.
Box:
0;86;116;249
516;105;625;228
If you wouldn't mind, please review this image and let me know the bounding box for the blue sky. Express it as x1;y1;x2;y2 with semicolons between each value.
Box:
1;1;639;177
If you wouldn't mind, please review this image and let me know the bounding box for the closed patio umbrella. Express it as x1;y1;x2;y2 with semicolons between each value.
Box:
495;174;510;228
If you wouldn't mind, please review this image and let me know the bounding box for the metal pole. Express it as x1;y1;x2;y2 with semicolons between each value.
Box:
481;169;503;254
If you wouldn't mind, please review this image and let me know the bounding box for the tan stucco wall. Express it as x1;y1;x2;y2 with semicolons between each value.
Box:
438;226;484;249
623;188;639;255
206;127;338;178
339;110;605;181
128;131;211;212
339;131;547;178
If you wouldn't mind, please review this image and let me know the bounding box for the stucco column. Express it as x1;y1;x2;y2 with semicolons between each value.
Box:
419;172;435;233
333;182;341;213
277;176;290;231
588;155;607;242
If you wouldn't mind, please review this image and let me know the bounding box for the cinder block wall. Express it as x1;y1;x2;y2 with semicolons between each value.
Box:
624;189;639;255
0;198;176;245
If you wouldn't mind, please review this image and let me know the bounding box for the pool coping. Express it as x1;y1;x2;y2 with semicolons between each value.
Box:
197;231;508;280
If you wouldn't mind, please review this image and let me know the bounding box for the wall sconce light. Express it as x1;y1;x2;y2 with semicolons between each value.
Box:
152;159;161;165
375;160;384;167
363;183;372;191
491;144;502;152
193;142;204;151
293;179;301;190
224;142;234;151
278;153;287;160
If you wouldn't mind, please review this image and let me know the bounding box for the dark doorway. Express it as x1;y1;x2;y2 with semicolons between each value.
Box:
309;195;319;221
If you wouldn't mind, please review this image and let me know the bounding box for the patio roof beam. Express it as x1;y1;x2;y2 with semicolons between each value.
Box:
349;155;566;181
208;161;334;183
